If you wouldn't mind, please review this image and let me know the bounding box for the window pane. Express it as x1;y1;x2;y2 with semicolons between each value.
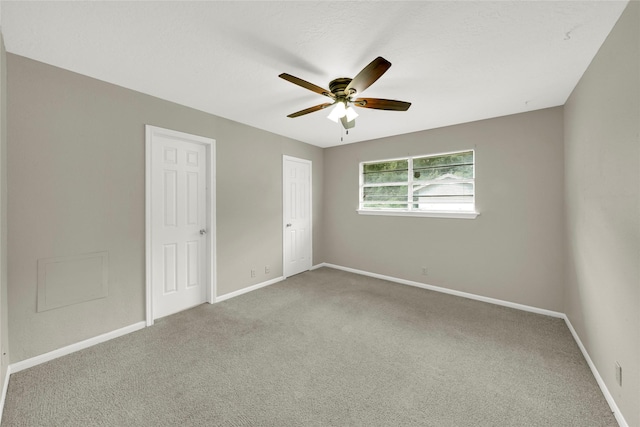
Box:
412;182;474;211
359;151;475;214
413;151;473;170
413;164;473;182
363;170;408;184
412;196;475;211
362;185;408;209
363;160;409;184
412;182;474;198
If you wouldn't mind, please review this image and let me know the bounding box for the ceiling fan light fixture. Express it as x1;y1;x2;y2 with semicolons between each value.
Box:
345;106;358;123
327;101;347;122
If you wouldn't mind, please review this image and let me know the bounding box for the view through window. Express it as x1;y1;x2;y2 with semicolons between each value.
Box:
359;150;475;214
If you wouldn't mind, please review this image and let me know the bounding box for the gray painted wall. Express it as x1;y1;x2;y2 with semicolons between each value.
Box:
564;2;639;426
7;54;323;362
322;107;565;312
0;33;9;388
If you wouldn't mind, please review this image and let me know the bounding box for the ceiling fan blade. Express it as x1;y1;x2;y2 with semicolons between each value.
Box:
353;98;411;111
345;57;391;95
340;116;355;129
279;73;334;99
287;103;334;118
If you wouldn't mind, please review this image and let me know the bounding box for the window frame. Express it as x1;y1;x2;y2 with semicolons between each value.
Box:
357;149;479;219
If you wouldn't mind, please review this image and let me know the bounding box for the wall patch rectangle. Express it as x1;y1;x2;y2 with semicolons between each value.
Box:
37;252;109;312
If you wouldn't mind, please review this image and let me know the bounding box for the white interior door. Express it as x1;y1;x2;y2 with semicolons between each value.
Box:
148;127;212;320
283;156;312;278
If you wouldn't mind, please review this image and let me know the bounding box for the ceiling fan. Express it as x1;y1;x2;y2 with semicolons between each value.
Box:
279;56;411;130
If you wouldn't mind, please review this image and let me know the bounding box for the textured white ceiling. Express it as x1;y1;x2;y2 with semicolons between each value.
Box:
1;1;629;148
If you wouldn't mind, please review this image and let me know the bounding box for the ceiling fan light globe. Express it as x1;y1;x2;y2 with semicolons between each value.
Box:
345;106;358;122
327;108;342;122
327;113;340;123
327;101;347;122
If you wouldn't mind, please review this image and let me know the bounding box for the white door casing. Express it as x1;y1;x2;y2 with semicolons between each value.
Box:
283;156;312;278
146;125;216;325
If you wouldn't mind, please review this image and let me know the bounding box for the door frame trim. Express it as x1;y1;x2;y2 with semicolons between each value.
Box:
145;125;216;326
282;155;312;279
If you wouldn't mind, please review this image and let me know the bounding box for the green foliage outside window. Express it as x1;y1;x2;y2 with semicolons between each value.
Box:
413;151;473;182
362;160;408;184
360;151;474;211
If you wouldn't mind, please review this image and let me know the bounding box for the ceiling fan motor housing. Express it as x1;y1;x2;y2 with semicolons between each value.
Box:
329;78;353;98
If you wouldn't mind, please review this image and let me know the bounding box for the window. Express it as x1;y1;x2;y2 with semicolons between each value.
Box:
358;150;478;219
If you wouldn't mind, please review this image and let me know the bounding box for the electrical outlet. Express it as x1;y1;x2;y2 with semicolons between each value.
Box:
251;269;256;278
421;267;428;276
265;265;270;274
615;362;622;386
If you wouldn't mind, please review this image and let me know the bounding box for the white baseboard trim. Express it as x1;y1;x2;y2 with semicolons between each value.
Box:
215;276;284;303
8;276;288;375
317;262;627;426
563;316;627;427
0;364;11;423
9;321;146;374
0;266;628;427
319;263;564;318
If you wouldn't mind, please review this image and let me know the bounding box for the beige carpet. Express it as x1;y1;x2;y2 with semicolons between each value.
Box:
2;267;616;426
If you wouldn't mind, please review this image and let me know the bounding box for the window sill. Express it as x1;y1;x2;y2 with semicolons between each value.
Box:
356;209;479;219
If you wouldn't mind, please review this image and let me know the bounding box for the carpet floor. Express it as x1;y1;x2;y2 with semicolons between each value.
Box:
2;267;616;426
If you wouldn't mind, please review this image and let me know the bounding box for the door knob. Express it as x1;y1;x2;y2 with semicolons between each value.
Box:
199;229;207;235
286;223;292;227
